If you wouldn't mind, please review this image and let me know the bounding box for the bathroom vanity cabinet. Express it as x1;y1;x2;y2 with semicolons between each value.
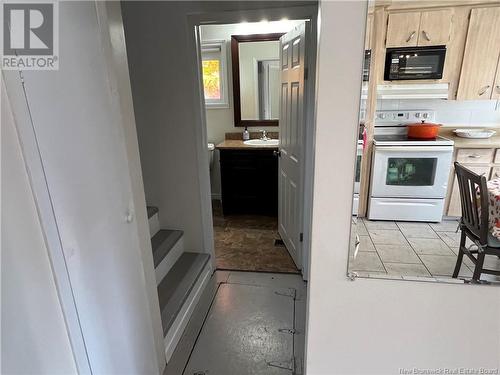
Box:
219;149;278;216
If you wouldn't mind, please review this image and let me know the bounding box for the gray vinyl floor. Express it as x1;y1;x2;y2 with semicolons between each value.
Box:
165;271;307;375
350;218;500;282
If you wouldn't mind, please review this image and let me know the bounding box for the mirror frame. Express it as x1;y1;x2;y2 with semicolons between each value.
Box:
230;33;284;127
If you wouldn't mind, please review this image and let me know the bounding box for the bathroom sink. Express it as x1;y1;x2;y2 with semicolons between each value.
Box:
243;139;279;146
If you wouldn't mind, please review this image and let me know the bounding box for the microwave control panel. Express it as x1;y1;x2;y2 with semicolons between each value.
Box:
374;110;436;126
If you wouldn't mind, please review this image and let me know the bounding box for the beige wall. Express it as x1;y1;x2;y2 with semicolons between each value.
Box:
1;80;77;375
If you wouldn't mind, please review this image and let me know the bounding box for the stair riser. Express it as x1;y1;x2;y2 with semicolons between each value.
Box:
148;213;160;238
164;262;212;363
155;236;184;285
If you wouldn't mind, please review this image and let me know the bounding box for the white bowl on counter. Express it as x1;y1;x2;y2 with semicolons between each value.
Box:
453;129;496;139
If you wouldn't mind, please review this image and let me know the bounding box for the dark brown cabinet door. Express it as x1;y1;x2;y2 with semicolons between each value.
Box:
219;149;278;216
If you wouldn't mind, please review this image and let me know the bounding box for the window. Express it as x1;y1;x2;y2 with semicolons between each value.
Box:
201;41;228;108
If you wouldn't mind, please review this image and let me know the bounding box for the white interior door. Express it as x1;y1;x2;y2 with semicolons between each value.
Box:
279;23;306;268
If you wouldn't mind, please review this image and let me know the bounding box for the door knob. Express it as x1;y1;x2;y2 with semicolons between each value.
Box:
125;209;134;223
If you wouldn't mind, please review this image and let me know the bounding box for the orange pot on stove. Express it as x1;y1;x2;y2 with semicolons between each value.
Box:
406;120;442;139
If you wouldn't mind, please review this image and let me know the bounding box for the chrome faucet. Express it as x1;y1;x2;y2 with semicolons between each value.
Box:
260;130;269;141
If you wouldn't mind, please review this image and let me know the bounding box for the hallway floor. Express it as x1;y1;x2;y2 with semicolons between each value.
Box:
212;201;299;274
167;271;306;375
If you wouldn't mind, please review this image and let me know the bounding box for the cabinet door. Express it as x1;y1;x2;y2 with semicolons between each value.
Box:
457;7;500;100
386;12;421;47
456;148;494;164
447;165;490;217
492;55;500;100
418;10;453;46
491;167;500;180
365;14;373;50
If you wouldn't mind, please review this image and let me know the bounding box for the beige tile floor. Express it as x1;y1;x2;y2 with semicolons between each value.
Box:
349;218;500;282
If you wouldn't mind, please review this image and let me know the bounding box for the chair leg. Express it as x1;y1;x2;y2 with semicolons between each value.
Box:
452;231;466;278
472;252;485;282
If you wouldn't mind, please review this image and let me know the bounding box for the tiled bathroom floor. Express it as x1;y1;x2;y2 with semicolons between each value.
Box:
350;218;500;282
212;201;299;273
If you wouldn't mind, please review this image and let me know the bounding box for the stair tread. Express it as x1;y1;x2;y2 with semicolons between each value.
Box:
151;229;183;268
158;252;210;335
147;206;159;219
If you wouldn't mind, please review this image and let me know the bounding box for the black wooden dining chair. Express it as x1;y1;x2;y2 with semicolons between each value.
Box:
453;162;500;282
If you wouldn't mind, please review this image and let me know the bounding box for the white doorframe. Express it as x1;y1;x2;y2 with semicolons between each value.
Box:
94;2;166;371
186;5;319;281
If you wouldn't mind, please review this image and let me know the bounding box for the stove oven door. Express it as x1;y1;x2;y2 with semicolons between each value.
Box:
371;145;453;199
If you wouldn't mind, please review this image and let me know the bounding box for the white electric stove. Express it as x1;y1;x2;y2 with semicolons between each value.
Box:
368;110;454;222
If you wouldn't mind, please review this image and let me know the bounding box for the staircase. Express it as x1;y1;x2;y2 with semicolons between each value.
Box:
147;206;212;362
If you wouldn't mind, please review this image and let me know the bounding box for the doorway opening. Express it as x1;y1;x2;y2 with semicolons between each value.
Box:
198;18;313;276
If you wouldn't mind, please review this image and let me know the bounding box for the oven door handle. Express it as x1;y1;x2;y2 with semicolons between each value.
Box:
375;146;453;152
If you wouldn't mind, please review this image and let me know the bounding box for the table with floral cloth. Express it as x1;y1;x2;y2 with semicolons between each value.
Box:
486;178;500;240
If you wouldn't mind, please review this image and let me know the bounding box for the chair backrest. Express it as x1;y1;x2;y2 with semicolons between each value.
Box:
454;162;489;245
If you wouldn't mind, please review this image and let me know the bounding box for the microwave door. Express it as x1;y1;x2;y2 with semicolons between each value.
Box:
385;46;446;80
401;55;441;78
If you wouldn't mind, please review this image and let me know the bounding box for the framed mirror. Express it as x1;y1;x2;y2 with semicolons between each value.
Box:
231;33;283;127
347;2;500;285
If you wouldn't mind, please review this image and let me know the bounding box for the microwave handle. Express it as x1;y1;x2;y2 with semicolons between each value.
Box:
406;31;416;43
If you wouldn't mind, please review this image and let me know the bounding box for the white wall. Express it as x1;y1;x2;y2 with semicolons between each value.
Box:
122;2;312;248
305;2;500;374
1;79;77;375
378;99;500;127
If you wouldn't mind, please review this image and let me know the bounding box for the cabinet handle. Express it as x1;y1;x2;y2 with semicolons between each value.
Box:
468;154;481;159
496;85;500;94
273;150;281;157
478;85;491;96
406;31;416;43
422;30;431;41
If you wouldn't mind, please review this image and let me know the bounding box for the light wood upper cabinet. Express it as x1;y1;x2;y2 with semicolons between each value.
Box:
418;10;453;46
386;10;453;48
492;55;500;100
457;7;500;100
386;12;421;47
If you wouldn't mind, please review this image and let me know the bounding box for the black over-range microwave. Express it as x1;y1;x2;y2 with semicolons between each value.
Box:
384;45;446;81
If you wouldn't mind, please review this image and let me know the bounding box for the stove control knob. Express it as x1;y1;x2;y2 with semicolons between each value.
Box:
415;112;421;118
422;112;429;119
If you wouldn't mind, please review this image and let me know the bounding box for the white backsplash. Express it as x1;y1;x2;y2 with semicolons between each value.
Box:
376;99;500;127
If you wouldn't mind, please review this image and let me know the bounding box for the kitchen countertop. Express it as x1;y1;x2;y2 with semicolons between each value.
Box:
216;139;279;150
439;127;500;149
